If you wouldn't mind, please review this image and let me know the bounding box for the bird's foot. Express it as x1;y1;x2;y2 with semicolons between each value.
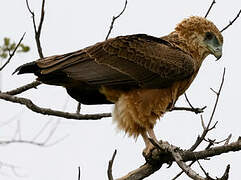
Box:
143;139;171;157
142;143;155;157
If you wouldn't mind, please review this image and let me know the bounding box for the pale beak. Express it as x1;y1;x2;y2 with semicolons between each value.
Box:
207;45;222;61
213;46;222;61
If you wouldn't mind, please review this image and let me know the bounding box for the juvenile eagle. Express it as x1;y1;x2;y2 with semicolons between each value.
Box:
15;16;223;153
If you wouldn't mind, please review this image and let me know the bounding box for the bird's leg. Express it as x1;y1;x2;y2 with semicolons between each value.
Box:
148;129;169;147
147;129;159;144
141;131;154;156
141;129;161;156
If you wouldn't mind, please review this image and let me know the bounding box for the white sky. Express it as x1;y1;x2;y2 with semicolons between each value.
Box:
0;0;241;179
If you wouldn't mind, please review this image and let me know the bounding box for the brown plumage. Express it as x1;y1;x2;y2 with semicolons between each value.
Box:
15;16;223;153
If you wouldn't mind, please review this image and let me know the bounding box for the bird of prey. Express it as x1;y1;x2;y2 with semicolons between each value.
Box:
15;16;223;154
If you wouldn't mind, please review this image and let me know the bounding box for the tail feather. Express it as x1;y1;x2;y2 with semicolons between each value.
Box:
12;61;39;75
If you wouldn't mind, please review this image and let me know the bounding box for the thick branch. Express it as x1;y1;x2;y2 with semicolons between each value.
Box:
118;138;241;180
0;93;111;120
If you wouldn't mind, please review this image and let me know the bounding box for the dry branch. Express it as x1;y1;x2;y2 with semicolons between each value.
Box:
221;9;241;32
78;166;81;180
170;106;206;114
26;0;45;58
204;0;216;18
4;80;42;95
105;0;128;40
170;93;207;114
189;68;225;151
0;33;26;71
107;149;117;180
0;93;111;120
172;69;226;179
118;138;241;180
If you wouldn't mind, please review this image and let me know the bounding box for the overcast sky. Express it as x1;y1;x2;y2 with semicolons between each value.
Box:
0;0;241;179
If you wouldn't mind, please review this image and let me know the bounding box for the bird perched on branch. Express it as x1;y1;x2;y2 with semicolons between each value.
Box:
14;16;223;154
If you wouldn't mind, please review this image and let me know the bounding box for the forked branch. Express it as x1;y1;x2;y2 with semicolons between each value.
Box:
105;0;128;40
117;138;241;180
0;33;26;71
26;0;45;58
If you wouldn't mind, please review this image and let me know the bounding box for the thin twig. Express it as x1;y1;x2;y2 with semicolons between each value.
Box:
0;33;26;71
76;103;81;114
105;0;128;40
0;92;111;120
107;149;117;180
26;0;45;58
225;134;232;145
189;68;225;151
204;0;216;18
171;161;196;180
182;93;206;114
172;69;226;179
204;134;232;150
78;166;81;180
197;160;210;177
42;120;60;144
171;106;206;114
31;120;52;142
0;139;45;146
221;9;241;32
184;93;195;109
219;165;230;180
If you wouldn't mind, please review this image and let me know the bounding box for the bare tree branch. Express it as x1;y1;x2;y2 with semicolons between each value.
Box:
0;33;26;71
4;80;42;95
107;149;117;180
117;138;241;180
173;69;226;179
78;166;81;180
0;139;44;146
221;9;241;32
105;0;128;40
189;68;225;151
26;0;45;58
76;103;81;114
0;93;111;120
170;93;207;114
0;116;65;147
119;69;227;180
171;105;206;114
204;0;216;18
172;161;196;180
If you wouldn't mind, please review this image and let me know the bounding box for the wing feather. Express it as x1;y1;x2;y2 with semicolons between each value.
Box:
35;34;196;89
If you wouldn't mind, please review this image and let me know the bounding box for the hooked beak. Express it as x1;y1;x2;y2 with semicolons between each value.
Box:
209;45;222;61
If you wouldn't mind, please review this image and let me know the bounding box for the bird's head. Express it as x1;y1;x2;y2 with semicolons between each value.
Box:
175;16;223;60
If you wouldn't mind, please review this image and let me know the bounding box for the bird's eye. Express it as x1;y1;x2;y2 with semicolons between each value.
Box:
205;32;213;40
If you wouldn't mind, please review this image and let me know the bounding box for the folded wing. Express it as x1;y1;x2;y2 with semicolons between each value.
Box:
16;34;196;104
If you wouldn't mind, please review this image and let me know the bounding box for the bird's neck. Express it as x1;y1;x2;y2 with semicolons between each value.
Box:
163;32;208;68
